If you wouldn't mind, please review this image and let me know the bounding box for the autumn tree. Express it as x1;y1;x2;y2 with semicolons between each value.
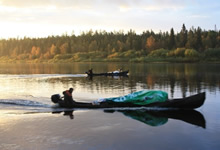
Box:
50;44;59;56
60;42;70;54
30;46;41;59
146;35;156;52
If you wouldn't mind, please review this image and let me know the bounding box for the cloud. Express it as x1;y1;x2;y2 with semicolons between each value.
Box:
0;0;189;10
0;0;217;13
0;0;219;38
188;15;209;18
0;0;104;9
0;0;51;8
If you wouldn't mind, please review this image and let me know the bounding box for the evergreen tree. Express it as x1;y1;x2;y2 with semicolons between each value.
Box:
179;24;188;47
168;28;176;49
186;28;195;49
195;27;203;51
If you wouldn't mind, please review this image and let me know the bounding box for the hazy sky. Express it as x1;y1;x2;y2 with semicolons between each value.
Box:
0;0;219;38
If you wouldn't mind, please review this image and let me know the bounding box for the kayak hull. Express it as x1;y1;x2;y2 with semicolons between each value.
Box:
85;70;129;76
53;92;206;109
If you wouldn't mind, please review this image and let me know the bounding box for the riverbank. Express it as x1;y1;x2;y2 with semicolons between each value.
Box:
1;47;220;64
0;56;220;64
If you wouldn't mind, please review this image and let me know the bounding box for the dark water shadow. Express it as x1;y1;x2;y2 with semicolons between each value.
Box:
52;109;206;128
52;110;74;119
114;109;206;128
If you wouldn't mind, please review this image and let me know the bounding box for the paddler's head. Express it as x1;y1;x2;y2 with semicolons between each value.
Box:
69;88;74;93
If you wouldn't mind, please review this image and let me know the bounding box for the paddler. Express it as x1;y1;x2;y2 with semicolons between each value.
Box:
63;88;75;106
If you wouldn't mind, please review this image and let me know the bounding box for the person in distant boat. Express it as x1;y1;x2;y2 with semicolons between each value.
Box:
63;88;75;106
113;68;123;74
88;68;93;75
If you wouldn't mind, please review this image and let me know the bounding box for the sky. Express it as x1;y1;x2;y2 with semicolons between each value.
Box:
0;0;220;39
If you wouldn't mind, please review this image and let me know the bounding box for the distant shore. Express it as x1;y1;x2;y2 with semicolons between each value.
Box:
1;26;220;64
0;57;220;64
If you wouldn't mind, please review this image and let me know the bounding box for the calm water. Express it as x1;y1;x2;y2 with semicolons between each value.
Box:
0;62;219;150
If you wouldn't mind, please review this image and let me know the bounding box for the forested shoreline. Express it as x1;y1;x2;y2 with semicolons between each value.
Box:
0;24;220;63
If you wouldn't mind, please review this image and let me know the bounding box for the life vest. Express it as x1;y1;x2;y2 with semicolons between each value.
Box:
65;90;72;97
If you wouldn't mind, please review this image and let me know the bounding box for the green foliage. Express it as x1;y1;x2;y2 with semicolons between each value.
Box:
122;50;136;58
204;48;220;58
147;49;169;58
179;24;187;47
72;52;89;61
168;28;176;49
184;49;199;58
167;48;185;57
54;54;73;60
174;48;185;57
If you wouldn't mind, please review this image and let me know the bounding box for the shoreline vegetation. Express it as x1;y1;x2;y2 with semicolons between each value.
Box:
0;24;220;63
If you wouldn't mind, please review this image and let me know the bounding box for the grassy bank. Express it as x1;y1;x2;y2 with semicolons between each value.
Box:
1;48;220;63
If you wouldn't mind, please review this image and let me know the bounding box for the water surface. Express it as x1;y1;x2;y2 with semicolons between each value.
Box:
0;63;219;150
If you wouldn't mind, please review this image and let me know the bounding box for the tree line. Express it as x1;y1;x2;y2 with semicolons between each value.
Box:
0;24;220;62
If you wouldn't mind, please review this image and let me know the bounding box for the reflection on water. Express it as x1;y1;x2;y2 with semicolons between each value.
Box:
52;110;74;120
119;109;206;128
0;63;219;101
0;62;218;150
53;109;206;128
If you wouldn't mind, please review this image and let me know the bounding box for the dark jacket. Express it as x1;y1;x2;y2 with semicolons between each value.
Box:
63;90;75;105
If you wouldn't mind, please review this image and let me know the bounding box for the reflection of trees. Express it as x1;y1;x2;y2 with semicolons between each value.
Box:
1;63;219;97
132;63;220;97
46;62;220;97
104;109;206;128
69;63;220;97
0;63;90;74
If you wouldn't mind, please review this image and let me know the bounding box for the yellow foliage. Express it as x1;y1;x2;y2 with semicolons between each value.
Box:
146;35;156;51
107;52;119;58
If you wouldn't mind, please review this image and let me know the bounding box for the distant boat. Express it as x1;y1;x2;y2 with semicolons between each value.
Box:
85;70;129;76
